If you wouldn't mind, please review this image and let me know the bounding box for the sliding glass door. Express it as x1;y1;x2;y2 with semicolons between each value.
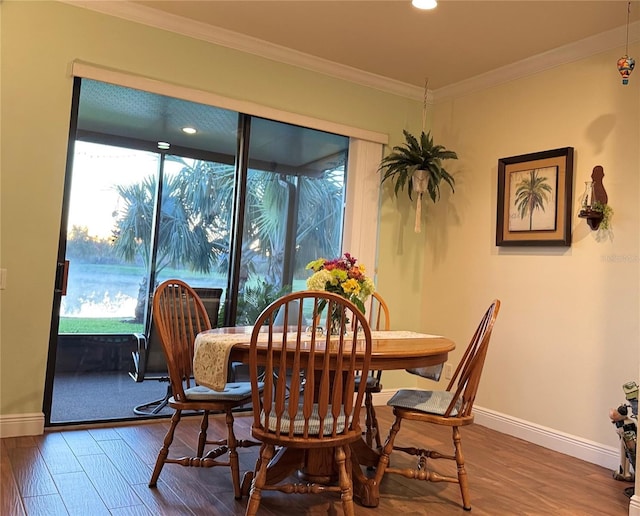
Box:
61;142;157;335
45;78;349;425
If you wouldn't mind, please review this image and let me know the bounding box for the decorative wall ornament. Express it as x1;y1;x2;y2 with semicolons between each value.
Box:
578;165;611;231
496;147;574;247
617;2;635;85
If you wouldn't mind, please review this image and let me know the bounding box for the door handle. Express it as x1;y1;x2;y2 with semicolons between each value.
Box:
55;260;69;295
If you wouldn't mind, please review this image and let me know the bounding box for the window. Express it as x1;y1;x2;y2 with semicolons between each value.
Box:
60;78;355;332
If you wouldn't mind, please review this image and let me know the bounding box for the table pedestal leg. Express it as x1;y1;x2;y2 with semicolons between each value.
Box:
350;438;382;507
241;438;383;508
298;449;336;484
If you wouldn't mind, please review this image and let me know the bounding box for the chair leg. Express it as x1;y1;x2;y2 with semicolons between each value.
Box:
197;410;209;457
336;445;355;516
246;443;274;516
452;426;471;511
364;392;374;447
370;400;382;449
224;409;242;499
149;409;182;487
373;413;402;487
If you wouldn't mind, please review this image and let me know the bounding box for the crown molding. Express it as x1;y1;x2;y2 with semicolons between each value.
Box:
59;0;423;99
60;1;638;103
433;20;640;102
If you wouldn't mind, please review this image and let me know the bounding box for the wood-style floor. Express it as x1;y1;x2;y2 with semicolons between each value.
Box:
1;406;632;515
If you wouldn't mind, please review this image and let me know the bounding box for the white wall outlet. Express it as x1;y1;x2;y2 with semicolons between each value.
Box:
444;363;453;380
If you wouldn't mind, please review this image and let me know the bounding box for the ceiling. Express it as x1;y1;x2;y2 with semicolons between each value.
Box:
71;0;638;168
129;0;640;91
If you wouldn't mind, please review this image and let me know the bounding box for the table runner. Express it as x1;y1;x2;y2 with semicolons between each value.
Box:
193;330;443;392
193;333;256;392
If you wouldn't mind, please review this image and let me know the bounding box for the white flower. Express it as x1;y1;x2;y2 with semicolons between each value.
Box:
306;270;332;291
358;277;376;300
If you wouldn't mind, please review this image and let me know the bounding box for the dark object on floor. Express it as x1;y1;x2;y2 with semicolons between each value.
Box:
610;380;638;498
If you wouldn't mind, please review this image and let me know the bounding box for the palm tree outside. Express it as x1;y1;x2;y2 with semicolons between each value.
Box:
111;155;345;325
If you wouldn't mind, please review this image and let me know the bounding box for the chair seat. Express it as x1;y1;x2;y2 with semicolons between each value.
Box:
405;364;443;381
354;374;381;391
184;382;261;401
387;389;460;416
260;404;348;436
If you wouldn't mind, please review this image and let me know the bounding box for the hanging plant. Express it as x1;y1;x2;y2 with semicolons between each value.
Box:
378;129;458;232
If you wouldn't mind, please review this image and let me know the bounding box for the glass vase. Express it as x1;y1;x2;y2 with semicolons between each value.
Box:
581;181;594;210
330;306;347;336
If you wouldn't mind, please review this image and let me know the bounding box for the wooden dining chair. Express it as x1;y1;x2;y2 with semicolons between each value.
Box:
148;279;259;499
372;299;500;511
245;291;373;516
357;291;390;449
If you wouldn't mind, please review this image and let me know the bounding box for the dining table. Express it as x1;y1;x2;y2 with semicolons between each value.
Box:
193;326;455;508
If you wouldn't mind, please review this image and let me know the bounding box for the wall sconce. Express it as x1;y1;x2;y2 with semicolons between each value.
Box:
578;165;609;230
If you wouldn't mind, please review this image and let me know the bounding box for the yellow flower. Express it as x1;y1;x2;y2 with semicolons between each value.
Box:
305;252;375;315
341;278;360;295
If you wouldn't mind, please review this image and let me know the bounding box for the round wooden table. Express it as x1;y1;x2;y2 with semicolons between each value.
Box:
195;327;455;507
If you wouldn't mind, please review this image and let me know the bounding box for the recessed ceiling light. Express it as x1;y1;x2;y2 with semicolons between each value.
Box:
182;127;197;134
157;141;170;150
412;0;437;9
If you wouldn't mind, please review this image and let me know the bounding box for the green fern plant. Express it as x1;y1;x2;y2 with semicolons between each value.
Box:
592;201;613;230
379;130;458;201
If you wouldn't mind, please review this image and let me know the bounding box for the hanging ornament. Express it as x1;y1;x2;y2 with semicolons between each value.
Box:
617;2;635;85
617;55;635;85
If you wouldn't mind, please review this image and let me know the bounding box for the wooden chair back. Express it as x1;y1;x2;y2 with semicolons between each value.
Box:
312;291;389;330
443;299;501;418
249;290;372;443
152;279;212;403
366;291;390;331
361;291;389;382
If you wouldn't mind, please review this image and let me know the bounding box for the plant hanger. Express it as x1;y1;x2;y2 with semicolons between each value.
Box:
412;78;431;232
378;78;458;233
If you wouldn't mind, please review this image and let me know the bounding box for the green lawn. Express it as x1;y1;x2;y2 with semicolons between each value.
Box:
59;276;310;334
59;317;143;334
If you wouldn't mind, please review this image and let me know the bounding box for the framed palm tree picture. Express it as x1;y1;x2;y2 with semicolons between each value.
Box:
496;147;574;246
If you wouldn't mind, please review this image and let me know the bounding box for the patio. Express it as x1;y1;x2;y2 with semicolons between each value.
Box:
50;371;173;424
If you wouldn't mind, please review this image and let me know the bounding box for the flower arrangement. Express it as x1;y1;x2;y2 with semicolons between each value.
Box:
305;252;375;315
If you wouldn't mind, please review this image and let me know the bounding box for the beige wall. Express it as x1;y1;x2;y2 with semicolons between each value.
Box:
0;1;424;416
427;46;640;448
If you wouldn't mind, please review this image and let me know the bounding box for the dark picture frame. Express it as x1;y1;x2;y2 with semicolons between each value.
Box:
496;147;574;246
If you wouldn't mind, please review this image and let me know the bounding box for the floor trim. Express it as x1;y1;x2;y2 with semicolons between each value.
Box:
0;394;624;474
373;390;619;471
0;412;45;438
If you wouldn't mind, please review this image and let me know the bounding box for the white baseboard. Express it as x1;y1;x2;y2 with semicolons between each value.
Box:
0;395;622;474
630;495;640;515
0;413;45;438
373;390;619;471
